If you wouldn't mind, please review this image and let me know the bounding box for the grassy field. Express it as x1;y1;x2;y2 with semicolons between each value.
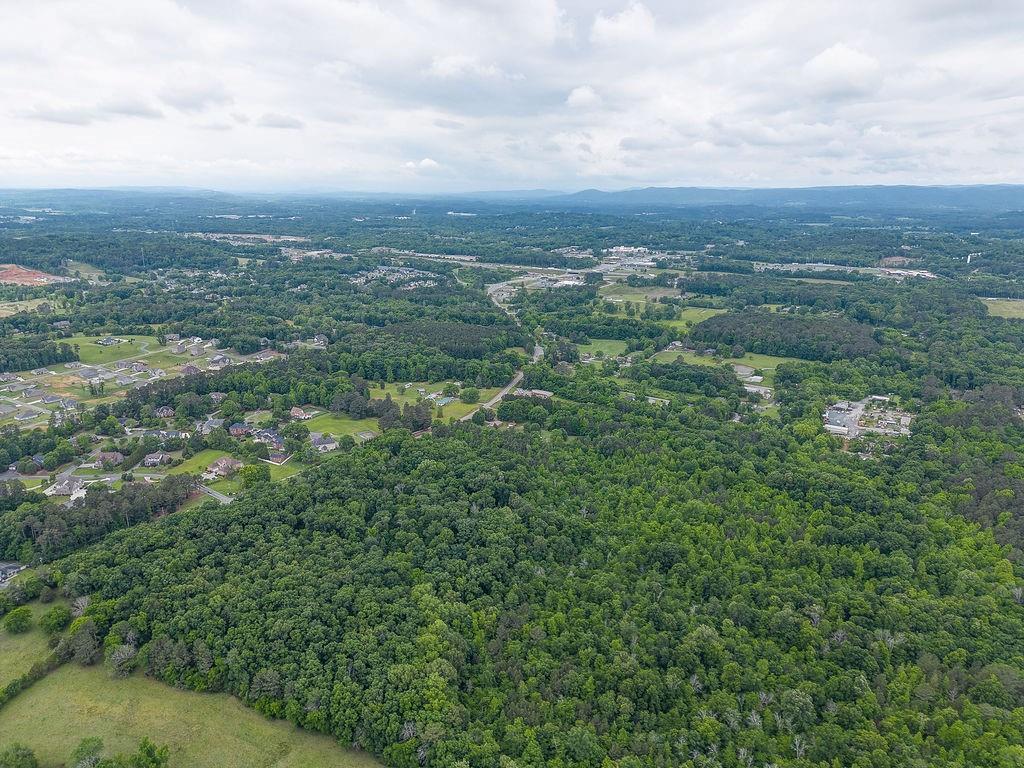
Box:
166;449;231;476
661;307;727;329
65;260;106;281
304;413;379;439
0;601;61;686
65;335;159;365
0;664;381;768
983;298;1024;318
579;339;628;357
599;283;679;304
651;350;803;386
0;298;51;317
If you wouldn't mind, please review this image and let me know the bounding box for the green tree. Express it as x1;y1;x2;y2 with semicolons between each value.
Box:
39;603;71;636
3;605;32;634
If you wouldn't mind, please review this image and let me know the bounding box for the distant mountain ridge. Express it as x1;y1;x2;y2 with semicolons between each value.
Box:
544;184;1024;210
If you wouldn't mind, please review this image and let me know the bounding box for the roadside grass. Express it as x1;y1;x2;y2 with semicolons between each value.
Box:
0;664;381;768
983;298;1024;318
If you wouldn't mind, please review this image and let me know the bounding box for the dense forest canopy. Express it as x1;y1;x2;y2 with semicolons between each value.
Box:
2;189;1024;768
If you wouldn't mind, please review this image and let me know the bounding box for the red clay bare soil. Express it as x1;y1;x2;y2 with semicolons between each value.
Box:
0;264;66;285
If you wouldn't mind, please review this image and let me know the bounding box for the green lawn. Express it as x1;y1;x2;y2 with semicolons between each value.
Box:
269;461;305;481
65;260;106;281
304;413;379;439
983;298;1024;318
650;350;803;386
661;307;727;329
579;339;628;357
166;449;232;476
208;460;306;496
435;388;500;421
0;298;51;318
0;664;381;768
0;601;61;686
65;335;159;365
599;283;679;304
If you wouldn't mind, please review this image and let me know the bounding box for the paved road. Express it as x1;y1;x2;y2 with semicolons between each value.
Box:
459;371;524;422
200;484;234;504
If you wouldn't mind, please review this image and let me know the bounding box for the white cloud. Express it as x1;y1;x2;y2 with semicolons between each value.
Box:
404;157;441;172
803;43;883;100
159;79;232;113
591;2;657;45
256;113;304;129
566;85;601;108
0;0;1022;190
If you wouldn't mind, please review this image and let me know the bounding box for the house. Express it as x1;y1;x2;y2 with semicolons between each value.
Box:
131;362;149;373
207;456;243;477
0;373;17;382
60;398;79;410
512;388;553;400
290;406;310;420
254;429;284;449
14;411;35;422
312;334;329;347
209;353;232;368
181;364;202;376
64;361;82;369
96;451;125;466
31;367;47;375
52;320;71;330
23;387;44;399
165;333;180;342
96;336;120;346
263;451;291;465
229;422;252;437
171;343;186;354
311;433;339;452
208;392;227;403
199;417;225;435
41;394;62;404
155;406;175;418
115;375;134;386
44;476;85;498
143;452;173;467
114;360;131;370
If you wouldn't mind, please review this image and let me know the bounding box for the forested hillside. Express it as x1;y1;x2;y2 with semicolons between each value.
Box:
49;400;1024;768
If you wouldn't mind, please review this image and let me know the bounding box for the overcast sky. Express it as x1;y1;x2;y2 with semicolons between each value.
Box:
2;0;1022;192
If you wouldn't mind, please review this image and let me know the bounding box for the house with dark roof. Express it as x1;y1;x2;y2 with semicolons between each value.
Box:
143;452;173;467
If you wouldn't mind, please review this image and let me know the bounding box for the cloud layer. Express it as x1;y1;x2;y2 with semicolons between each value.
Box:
2;0;1022;191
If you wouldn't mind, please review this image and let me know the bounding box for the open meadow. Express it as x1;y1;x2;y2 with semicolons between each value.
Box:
0;664;381;768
